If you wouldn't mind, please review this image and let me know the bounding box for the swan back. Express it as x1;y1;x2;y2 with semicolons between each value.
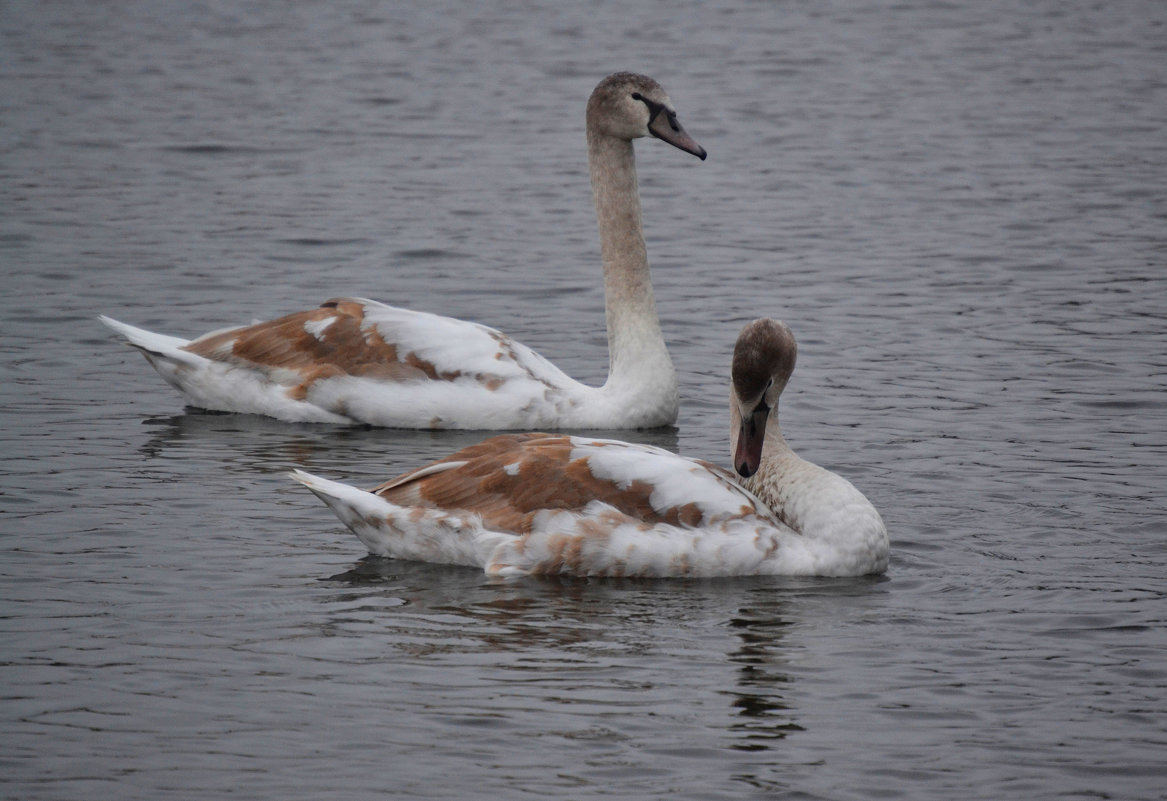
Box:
292;433;801;577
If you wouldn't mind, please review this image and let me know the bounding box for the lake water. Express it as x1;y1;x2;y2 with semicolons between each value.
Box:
2;1;1166;799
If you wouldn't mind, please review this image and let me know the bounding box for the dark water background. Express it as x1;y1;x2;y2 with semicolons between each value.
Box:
2;1;1166;799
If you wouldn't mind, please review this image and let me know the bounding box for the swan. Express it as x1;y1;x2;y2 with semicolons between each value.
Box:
290;319;889;577
99;72;706;429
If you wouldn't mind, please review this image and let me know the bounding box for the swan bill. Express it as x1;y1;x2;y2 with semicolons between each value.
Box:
734;404;769;478
647;109;707;160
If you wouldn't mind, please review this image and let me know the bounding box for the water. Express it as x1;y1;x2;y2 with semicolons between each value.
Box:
3;1;1166;798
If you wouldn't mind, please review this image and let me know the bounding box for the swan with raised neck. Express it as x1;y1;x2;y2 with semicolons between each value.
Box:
99;72;705;429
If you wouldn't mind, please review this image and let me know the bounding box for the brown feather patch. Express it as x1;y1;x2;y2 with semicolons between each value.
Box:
182;300;477;397
369;433;721;537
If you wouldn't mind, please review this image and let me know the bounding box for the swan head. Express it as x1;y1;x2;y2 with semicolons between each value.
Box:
730;318;797;479
587;72;707;160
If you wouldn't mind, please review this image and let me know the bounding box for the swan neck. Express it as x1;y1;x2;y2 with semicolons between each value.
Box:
743;414;802;510
587;129;673;398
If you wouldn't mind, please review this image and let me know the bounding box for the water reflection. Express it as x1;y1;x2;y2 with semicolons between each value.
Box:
136;409;682;476
320;557;668;653
138;409;484;461
322;556;836;755
725;604;802;751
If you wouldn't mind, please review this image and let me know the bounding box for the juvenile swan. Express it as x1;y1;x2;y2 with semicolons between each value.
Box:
99;72;705;429
291;320;889;577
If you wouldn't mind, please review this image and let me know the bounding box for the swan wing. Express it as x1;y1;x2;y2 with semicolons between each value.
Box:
112;298;586;428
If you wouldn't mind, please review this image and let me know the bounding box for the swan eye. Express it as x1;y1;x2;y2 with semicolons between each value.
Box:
630;92;666;126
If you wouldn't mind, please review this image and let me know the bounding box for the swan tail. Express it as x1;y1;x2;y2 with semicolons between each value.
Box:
289;469;506;568
101;316;356;422
99;315;200;365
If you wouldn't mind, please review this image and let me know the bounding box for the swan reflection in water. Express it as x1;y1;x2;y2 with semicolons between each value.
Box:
318;558;839;754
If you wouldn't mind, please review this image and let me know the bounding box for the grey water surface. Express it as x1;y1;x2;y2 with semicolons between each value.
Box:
2;1;1166;799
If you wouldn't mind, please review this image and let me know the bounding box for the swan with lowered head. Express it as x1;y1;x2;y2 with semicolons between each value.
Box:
290;319;889;577
99;72;705;429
